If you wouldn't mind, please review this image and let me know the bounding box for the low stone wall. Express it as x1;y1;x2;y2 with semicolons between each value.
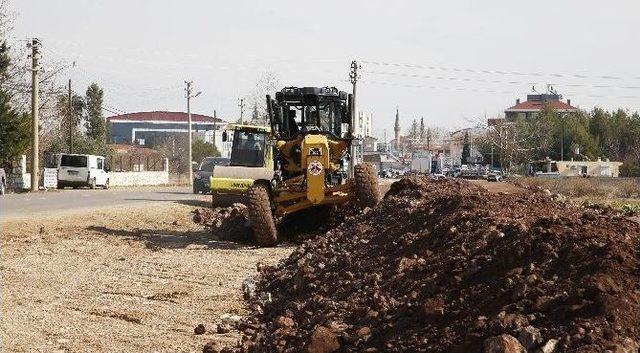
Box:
109;171;169;186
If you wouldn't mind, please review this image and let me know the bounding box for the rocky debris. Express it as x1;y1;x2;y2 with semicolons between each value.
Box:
483;334;526;353
203;341;218;353
194;323;206;335
518;326;542;349
307;326;340;353
225;177;640;352
275;316;294;328
242;276;257;300
193;204;252;242
217;324;232;334
193;203;347;244
538;339;559;353
608;338;640;353
220;313;242;329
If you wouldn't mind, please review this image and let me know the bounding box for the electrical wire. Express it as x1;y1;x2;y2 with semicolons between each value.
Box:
362;70;640;90
361;60;640;81
359;79;640;100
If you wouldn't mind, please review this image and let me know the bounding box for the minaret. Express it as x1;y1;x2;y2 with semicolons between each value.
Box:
394;106;401;151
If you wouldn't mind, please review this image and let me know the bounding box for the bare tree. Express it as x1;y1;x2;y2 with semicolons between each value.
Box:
0;0;69;161
248;71;280;126
155;134;188;174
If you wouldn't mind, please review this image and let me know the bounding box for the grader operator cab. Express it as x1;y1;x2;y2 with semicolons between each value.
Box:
243;86;380;246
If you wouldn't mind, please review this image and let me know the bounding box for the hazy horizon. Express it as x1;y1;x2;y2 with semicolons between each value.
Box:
8;0;640;138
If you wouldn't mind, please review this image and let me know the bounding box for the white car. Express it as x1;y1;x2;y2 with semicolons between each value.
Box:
57;154;110;189
486;171;503;182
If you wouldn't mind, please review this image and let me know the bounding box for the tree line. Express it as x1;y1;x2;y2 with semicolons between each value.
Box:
0;0;109;169
479;105;640;176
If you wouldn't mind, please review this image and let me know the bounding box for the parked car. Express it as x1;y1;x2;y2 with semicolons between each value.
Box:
486;170;503;182
0;168;6;195
57;154;110;189
193;157;230;194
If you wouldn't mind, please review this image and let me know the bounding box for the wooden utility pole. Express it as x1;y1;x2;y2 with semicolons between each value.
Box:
68;79;73;153
238;98;245;124
185;81;193;185
30;38;41;192
349;60;359;177
185;81;201;186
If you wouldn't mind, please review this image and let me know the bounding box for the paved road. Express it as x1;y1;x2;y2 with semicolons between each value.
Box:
0;186;211;220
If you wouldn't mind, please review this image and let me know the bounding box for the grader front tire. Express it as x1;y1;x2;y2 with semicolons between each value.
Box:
354;163;381;208
247;184;278;247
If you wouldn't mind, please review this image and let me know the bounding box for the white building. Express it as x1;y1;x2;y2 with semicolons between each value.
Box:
205;129;233;158
354;110;373;138
446;127;486;166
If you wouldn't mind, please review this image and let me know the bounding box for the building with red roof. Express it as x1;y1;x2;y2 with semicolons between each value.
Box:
505;94;578;120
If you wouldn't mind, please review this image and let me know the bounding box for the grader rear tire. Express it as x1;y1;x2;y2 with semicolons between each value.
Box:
247;184;278;247
354;163;381;208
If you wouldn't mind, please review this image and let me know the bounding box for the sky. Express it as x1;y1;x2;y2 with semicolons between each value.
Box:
8;0;640;139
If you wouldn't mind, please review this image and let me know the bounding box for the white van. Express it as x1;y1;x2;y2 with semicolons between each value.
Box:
57;154;110;189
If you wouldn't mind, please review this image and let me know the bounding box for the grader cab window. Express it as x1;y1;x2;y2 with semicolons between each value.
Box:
270;87;349;139
279;102;341;138
230;130;267;167
302;103;340;134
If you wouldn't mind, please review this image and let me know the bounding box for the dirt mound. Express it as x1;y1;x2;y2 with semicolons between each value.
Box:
193;203;358;245
231;177;640;353
193;204;253;243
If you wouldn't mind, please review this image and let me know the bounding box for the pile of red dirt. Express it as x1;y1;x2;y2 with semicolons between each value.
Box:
230;177;640;353
193;203;358;244
193;204;253;242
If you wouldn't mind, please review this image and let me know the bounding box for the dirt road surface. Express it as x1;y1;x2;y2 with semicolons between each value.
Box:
470;179;526;194
1;201;293;353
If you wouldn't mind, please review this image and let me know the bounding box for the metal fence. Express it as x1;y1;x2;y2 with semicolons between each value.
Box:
107;155;166;172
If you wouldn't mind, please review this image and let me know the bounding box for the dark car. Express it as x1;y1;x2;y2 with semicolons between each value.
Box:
193;157;230;194
0;168;6;195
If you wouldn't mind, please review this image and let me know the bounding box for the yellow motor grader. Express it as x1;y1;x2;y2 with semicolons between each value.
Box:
213;86;380;246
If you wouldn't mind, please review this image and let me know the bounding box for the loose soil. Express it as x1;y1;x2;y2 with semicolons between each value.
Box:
235;177;640;353
1;203;293;353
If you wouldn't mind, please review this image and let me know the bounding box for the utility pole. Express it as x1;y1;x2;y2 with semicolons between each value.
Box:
238;98;245;124
560;113;567;161
349;60;359;176
68;79;73;153
184;81;202;185
30;38;41;192
185;81;193;185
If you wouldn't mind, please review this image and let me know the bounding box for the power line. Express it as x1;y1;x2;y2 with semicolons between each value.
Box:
70;88;127;116
359;79;640;100
361;60;640;81
362;70;640;91
360;79;515;94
